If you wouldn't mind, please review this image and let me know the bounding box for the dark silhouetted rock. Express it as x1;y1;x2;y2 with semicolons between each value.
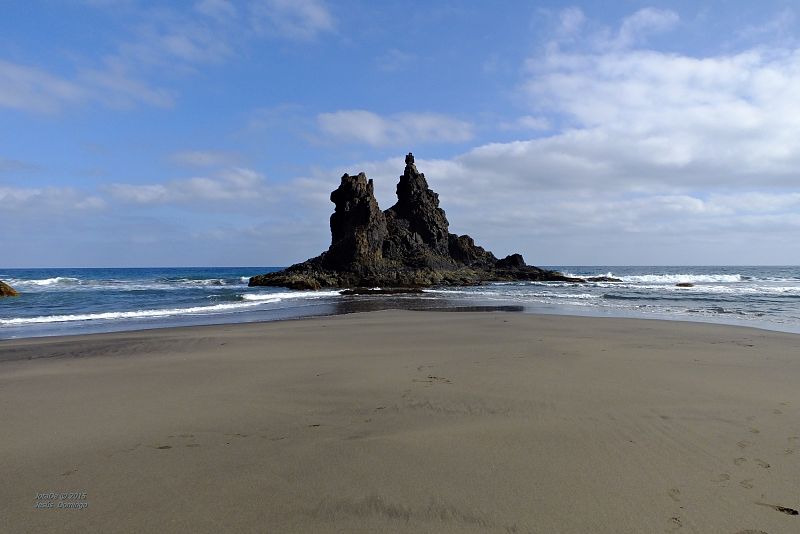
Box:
0;280;19;297
587;276;623;282
676;282;694;288
250;153;583;289
324;172;387;271
496;254;526;269
384;153;451;257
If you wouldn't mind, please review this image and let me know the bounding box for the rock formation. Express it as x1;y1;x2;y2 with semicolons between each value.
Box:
250;153;582;289
0;280;19;297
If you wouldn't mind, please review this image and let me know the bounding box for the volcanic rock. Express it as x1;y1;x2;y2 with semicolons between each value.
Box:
340;287;425;296
250;153;583;289
676;282;694;288
587;276;623;282
0;280;19;297
496;254;526;269
323;172;387;271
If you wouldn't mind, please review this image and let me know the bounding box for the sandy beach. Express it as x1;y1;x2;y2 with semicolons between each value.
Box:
2;310;799;533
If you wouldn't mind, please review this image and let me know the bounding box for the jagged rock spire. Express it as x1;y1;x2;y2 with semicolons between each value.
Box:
249;153;581;289
387;152;451;256
324;172;387;270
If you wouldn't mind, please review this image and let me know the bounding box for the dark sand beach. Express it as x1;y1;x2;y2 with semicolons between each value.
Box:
2;310;800;533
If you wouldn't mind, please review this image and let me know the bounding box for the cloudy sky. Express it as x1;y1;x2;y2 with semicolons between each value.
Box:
3;0;800;267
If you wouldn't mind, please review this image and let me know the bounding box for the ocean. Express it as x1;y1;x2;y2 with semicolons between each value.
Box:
1;266;800;339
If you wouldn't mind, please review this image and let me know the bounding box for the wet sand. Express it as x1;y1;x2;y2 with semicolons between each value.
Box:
2;310;799;533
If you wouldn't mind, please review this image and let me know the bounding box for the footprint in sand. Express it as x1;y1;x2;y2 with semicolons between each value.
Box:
740;479;754;489
749;428;760;434
754;459;770;469
737;440;752;449
668;488;681;502
714;473;731;482
733;530;769;534
60;469;78;477
734;457;747;466
773;409;783;415
668;516;683;531
156;445;172;450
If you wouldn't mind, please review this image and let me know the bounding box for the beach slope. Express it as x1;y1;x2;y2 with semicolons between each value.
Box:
2;311;799;533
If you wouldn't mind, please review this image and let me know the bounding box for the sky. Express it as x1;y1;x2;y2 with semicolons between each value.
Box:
3;0;800;267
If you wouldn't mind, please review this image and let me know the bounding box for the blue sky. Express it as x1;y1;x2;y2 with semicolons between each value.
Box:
3;0;800;267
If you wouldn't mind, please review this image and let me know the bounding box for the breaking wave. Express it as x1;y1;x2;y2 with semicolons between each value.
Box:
11;277;81;287
0;301;265;326
242;290;342;302
621;274;747;284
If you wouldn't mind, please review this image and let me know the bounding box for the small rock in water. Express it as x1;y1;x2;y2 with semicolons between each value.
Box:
0;280;19;297
675;282;694;288
587;276;623;282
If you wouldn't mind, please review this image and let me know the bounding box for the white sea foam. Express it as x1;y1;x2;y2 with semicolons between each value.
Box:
174;278;228;286
171;278;253;286
0;289;343;326
15;277;81;286
621;274;745;284
242;290;342;301
424;288;599;300
0;301;268;326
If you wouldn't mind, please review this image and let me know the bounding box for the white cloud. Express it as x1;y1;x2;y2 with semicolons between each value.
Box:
80;61;174;108
738;9;796;44
105;183;170;204
0;157;39;173
3;0;333;115
612;8;679;49
195;0;238;20
117;17;234;67
0;186;106;212
318;110;474;146
0;56;173;113
250;0;335;40
170;150;240;167
558;7;585;36
106;167;271;205
0;60;87;113
499;115;551;132
521;45;800;187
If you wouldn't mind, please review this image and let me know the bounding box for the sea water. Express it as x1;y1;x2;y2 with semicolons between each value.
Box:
2;266;800;339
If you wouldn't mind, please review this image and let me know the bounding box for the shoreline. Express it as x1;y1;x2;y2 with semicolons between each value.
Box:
3;310;800;532
3;301;800;346
5;266;800;341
